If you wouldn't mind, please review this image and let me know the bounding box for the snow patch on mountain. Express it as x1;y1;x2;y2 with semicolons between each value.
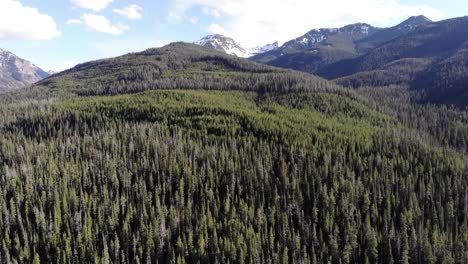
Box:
194;35;278;58
361;25;370;35
284;23;376;49
249;42;279;56
397;15;432;32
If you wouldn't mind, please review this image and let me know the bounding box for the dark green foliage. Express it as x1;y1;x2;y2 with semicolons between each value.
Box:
335;58;433;88
357;85;468;154
259;47;357;75
1;89;467;263
414;48;468;105
0;43;467;263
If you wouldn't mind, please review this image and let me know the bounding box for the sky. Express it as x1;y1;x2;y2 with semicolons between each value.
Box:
0;0;467;72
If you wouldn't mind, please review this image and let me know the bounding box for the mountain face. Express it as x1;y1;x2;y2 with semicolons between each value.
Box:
251;16;432;74
0;48;49;92
194;34;278;57
321;16;468;105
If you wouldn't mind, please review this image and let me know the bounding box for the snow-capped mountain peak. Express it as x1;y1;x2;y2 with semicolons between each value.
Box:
194;35;278;58
250;42;279;56
194;34;251;57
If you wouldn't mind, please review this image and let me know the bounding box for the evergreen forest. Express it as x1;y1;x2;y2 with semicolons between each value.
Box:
0;43;467;263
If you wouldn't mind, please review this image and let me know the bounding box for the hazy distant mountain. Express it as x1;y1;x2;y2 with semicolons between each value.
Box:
194;34;278;57
251;16;432;74
0;48;49;92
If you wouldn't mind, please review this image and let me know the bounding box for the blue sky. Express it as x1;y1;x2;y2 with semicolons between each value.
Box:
0;0;466;71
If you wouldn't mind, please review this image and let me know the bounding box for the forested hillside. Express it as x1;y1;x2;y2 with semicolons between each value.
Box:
35;43;337;98
0;43;467;263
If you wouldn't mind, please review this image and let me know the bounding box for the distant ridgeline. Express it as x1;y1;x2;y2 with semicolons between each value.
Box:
252;15;468;106
0;42;467;263
251;16;432;75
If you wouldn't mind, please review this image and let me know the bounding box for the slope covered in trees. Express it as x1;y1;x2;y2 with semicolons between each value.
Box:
34;43;338;98
0;43;467;263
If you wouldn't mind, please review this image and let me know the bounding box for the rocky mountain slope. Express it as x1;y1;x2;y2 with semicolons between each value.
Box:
0;48;49;92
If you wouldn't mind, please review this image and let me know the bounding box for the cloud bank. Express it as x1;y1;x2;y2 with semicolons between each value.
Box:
0;0;61;40
113;4;144;20
71;0;114;12
81;14;129;35
171;0;444;46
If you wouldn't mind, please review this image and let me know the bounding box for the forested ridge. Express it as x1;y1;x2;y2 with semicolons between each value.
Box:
0;43;467;263
33;43;338;98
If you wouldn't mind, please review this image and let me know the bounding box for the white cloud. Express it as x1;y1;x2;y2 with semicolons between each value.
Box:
171;0;444;46
208;24;226;35
71;0;114;12
66;19;83;25
202;7;220;17
113;4;143;20
43;61;80;72
95;39;171;58
189;16;199;24
0;0;60;40
81;14;129;35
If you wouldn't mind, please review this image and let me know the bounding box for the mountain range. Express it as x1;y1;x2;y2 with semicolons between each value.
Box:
251;15;432;74
0;14;453;102
192;15;468;106
0;48;49;92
